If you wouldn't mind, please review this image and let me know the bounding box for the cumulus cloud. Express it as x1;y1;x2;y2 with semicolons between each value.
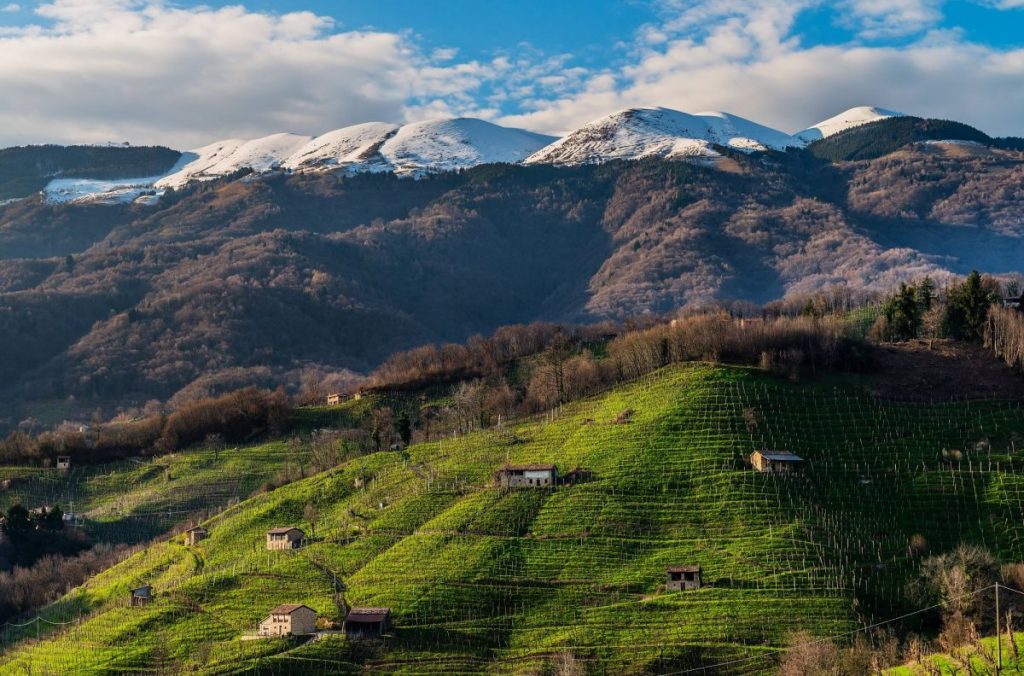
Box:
498;1;1024;137
0;0;495;147
1;4;20;12
1;0;1023;147
839;0;944;38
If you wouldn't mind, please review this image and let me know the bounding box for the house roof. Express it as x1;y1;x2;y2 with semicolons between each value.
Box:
500;464;557;472
267;527;304;535
754;450;803;462
185;526;208;533
131;585;151;594
267;604;315;616
667;565;702;573
346;607;391;623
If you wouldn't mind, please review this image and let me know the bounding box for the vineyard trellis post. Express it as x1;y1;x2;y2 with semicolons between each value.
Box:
995;582;1001;675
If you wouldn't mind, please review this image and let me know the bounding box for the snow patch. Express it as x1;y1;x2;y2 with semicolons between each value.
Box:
794;106;904;144
921;139;984;147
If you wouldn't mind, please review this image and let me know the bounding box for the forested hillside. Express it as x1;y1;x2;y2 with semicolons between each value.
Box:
1;142;1023;427
0;146;181;201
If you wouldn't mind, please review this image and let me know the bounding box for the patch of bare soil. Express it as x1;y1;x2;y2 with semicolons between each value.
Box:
868;339;1024;401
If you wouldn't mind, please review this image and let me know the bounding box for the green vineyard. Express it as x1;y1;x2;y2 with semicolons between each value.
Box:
4;363;1024;673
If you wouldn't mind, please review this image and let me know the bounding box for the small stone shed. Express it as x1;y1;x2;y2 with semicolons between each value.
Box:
130;584;153;606
184;526;209;546
344;607;392;638
750;450;803;473
495;464;557;489
266;527;305;550
666;565;702;591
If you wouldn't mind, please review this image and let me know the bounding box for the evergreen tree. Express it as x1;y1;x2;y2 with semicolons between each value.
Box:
916;277;935;311
2;504;30;533
882;283;922;341
945;270;998;342
396;411;412;447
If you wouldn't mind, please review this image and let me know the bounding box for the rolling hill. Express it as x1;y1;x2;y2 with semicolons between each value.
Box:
5;362;1024;673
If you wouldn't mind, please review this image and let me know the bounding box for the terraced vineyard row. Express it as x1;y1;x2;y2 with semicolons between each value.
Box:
4;363;1024;673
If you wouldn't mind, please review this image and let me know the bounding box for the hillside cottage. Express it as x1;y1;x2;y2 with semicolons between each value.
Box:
666;565;702;591
258;604;318;637
495;464;557;489
750;450;803;473
326;393;343;405
130;584;153;606
266;527;305;550
184;526;208;546
344;607;391;638
56;456;71;470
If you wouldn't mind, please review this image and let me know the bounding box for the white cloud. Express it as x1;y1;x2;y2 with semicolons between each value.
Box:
839;0;944;38
0;0;1023;147
1;3;20;12
0;0;495;147
498;1;1024;138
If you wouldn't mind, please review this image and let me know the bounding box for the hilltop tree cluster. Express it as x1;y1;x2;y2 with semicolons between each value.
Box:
362;313;866;444
0;387;291;466
872;271;1006;344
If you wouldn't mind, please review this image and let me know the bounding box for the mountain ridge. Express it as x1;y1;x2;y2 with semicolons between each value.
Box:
18;105;928;204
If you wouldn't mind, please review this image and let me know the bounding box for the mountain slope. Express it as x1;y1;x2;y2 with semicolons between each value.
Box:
794;106;904;144
375;118;556;175
0;145;181;201
282;122;400;172
3;146;1024;421
525;107;799;166
156;119;554;190
156;134;312;189
5;364;1024;673
807;115;994;162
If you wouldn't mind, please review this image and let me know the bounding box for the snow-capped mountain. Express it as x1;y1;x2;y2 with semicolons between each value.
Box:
525;107;801;166
373;118;555;175
282;122;400;173
163;118;554;185
45;119;554;203
157;134;312;189
37;105;913;204
794;106;904;144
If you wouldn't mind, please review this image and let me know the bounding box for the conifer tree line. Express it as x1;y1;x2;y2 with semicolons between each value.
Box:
871;271;1011;344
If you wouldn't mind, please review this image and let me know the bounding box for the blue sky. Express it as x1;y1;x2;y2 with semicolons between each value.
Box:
0;1;1022;146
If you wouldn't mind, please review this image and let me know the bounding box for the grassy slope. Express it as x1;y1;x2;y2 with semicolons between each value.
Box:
0;441;314;544
887;632;1024;674
5;363;1024;673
